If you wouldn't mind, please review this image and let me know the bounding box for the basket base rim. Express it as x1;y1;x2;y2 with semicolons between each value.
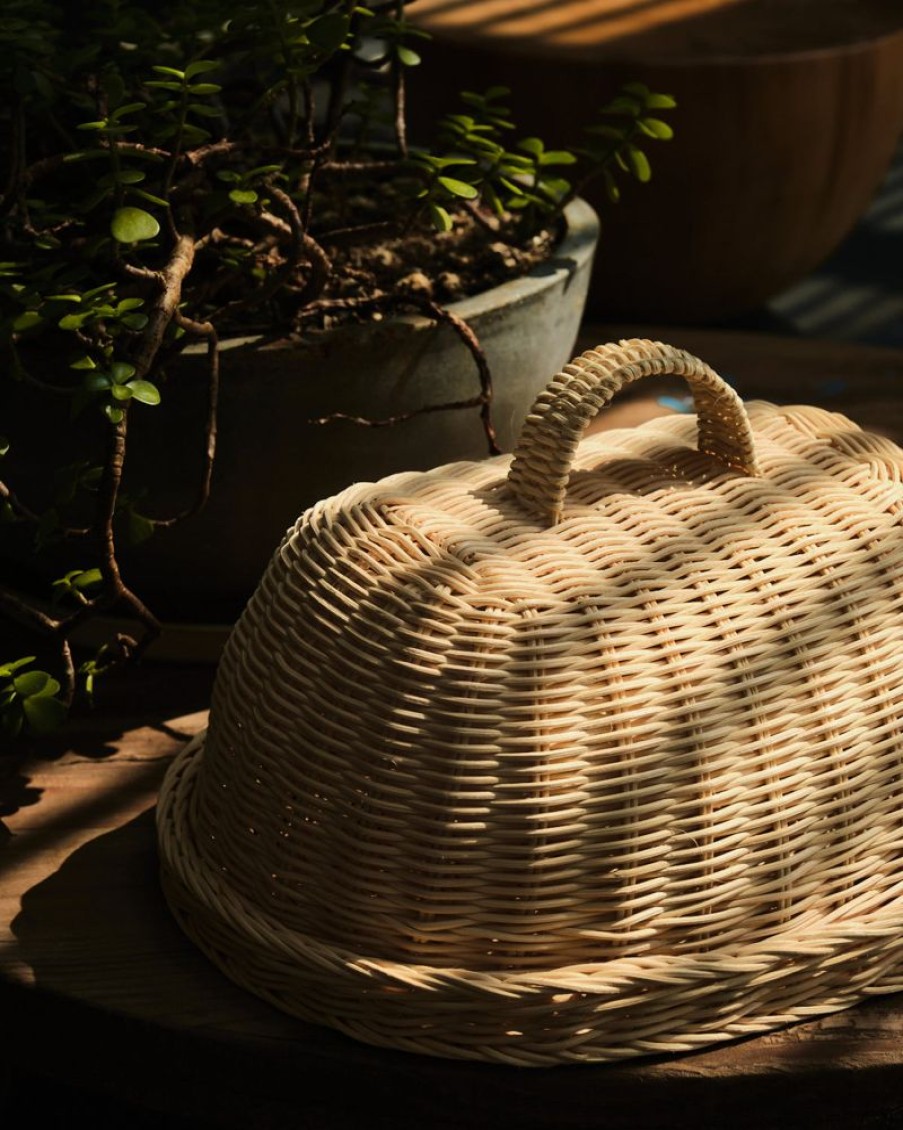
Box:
156;732;903;1066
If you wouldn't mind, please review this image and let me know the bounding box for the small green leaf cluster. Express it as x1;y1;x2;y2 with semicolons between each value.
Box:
52;567;104;605
357;8;430;69
4;273;161;422
146;59;223;147
83;359;161;423
0;657;67;740
74;97;168;241
581;82;677;204
216;165;285;208
410;87;558;231
410;81;674;233
226;2;357;92
78;98;149;140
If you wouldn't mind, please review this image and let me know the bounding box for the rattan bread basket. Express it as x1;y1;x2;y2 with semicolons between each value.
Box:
157;339;903;1067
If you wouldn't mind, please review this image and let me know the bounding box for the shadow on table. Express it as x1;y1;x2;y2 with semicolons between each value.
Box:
0;663;215;849
7;811;903;1130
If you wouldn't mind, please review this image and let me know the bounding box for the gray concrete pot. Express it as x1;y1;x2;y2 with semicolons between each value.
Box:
116;197;599;622
2;199;598;641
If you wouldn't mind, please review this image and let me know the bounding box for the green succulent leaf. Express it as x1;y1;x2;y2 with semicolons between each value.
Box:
84;372;113;392
12;310;42;332
437;176;479;199
13;670;53;696
110;101;146;121
637;117;674;140
58;312;88;330
110;361;137;383
228;188;259;205
126;380;161;405
83;284;117;301
517;137;544;158
129;188;170;208
603;95;642;116
73;568;103;591
540;149;577;166
645;92;677;110
110;207;160;243
427;202;452;232
120;313;149;330
23;694;67;734
538;176;571;200
127;510;156;544
396;45;420;66
116;169;146;186
184;59;221;79
626;144;651;182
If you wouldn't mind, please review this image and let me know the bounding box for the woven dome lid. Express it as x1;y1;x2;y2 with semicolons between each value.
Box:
158;340;903;1065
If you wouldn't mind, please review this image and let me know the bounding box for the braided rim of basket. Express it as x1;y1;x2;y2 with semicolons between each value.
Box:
508;339;760;523
158;731;903;1062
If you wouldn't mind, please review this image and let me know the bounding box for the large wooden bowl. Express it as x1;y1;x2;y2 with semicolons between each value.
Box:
408;0;903;323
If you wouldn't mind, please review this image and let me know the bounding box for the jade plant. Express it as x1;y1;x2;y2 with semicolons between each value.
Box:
0;0;675;742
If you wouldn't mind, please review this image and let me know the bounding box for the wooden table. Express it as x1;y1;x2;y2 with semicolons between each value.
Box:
5;331;903;1129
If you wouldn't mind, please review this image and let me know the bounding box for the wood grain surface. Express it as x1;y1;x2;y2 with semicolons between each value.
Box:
4;331;903;1128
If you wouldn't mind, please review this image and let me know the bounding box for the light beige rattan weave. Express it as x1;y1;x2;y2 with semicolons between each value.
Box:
157;339;903;1066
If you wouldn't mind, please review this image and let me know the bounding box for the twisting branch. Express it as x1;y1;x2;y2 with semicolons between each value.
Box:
88;412;161;659
270;185;331;307
0;587;60;634
130;232;197;380
209;186;331;322
0;589;76;706
58;639;76;705
152;311;220;527
317;219;402;247
16;142;169;193
392;0;409;158
0;478;42;525
318;158;408;178
298;293;500;456
0;476;90;539
94;414;129;592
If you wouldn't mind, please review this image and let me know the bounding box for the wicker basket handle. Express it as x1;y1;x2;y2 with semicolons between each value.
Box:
507;339;760;524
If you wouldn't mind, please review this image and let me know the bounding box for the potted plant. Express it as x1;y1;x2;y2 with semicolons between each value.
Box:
0;0;675;739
